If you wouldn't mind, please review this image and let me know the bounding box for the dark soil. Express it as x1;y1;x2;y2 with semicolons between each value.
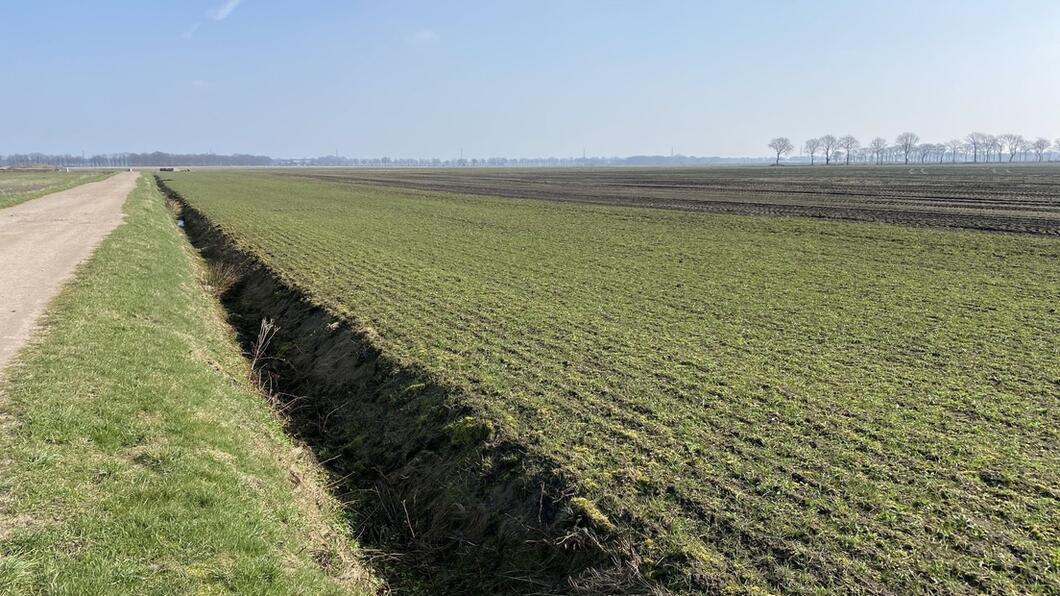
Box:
289;164;1060;235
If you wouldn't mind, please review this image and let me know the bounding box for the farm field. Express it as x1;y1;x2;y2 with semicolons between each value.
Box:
163;170;1060;593
0;169;112;210
293;164;1060;235
0;177;377;594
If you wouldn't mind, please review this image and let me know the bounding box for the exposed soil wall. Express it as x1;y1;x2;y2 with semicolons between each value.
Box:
157;177;647;595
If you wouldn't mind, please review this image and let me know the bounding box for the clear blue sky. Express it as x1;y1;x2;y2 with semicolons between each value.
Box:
3;0;1059;158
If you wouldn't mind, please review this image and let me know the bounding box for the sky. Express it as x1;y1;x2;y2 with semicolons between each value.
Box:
2;0;1060;159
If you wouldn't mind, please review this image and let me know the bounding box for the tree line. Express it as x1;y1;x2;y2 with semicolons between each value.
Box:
0;152;274;168
768;133;1060;165
0;152;771;169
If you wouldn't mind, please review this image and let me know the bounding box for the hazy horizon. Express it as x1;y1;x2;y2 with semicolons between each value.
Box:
4;0;1060;158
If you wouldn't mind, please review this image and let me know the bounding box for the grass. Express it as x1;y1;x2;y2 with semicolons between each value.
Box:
165;170;1060;593
0;175;379;594
0;170;113;209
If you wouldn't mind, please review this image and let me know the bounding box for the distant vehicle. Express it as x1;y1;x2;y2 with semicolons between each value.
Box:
159;167;174;172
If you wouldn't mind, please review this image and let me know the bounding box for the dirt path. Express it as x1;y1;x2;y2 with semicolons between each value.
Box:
0;172;139;370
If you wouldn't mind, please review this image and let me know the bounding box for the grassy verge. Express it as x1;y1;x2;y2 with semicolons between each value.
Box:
0;170;113;209
0;176;379;594
164;170;1060;593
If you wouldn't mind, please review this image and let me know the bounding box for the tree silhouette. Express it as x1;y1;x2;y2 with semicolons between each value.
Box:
768;137;794;165
896;132;919;165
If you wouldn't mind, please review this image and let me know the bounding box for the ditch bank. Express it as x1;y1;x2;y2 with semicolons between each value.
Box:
157;177;650;595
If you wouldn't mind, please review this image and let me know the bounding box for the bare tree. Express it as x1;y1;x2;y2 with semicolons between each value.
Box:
768;137;794;165
895;132;919;165
986;134;999;162
915;143;933;163
965;132;988;163
868;137;887;165
978;134;993;162
946;139;963;163
934;143;946;164
1019;139;1032;162
820;134;839;165
804;137;822;165
989;135;1004;163
998;133;1024;162
838;135;859;165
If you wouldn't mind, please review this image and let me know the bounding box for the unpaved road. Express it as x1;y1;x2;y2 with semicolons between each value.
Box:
0;171;139;370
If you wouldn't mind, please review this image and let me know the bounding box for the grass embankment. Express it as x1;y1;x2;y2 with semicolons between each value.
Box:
0;170;113;209
0;176;379;594
165;171;1060;593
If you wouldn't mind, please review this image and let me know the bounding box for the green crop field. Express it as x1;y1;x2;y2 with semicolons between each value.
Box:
0;170;112;209
163;170;1060;594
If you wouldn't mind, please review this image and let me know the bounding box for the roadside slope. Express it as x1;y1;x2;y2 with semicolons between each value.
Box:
0;176;379;594
0;171;137;368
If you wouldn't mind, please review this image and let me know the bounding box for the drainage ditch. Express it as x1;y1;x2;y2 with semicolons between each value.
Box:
157;177;645;595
